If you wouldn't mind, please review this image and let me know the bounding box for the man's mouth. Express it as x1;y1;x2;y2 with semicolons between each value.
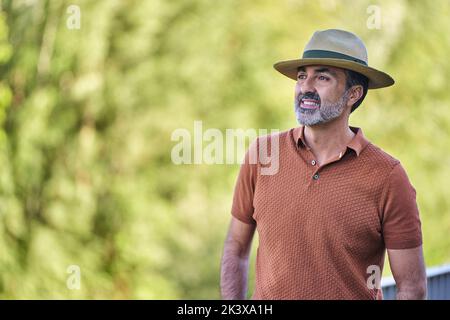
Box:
300;98;320;109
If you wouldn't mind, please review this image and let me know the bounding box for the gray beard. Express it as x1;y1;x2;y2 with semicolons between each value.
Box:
294;90;350;126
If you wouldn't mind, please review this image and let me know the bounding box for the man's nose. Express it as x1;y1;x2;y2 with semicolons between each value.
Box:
300;77;316;95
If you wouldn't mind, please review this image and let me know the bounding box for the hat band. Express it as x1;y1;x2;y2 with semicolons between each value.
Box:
302;50;367;66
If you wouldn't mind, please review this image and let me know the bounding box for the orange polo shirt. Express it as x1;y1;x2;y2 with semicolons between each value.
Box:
231;126;422;300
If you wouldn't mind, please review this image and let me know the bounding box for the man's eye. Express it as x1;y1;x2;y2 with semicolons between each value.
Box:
318;75;329;81
297;74;306;80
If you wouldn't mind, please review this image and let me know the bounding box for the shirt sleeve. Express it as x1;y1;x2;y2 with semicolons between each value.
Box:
381;162;423;249
230;139;259;225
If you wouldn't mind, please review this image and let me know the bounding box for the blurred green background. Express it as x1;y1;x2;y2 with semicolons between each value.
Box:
0;0;449;299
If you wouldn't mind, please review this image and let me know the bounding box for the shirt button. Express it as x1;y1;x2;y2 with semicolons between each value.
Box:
311;160;316;166
313;173;319;180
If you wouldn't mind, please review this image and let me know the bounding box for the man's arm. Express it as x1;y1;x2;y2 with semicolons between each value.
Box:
387;245;427;300
220;217;256;300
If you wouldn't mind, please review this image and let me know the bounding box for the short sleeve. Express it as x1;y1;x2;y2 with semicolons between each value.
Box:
230;140;259;224
381;162;423;249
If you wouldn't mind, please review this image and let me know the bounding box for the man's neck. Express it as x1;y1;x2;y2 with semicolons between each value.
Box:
303;118;355;165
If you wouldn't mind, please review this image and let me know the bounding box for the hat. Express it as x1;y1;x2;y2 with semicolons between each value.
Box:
273;29;394;89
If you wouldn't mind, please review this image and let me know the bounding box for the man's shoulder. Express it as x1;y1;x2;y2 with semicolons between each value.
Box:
362;141;401;171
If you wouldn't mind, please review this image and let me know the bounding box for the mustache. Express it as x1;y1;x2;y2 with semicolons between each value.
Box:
297;92;321;103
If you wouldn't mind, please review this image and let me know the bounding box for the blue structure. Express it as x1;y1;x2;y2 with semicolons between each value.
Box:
382;264;450;300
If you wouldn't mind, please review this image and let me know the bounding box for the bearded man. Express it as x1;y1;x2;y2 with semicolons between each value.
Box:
220;29;426;300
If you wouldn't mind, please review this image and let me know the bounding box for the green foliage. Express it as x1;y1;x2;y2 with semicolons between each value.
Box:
0;0;449;298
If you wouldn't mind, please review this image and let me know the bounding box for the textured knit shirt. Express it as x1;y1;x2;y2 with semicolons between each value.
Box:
231;126;422;300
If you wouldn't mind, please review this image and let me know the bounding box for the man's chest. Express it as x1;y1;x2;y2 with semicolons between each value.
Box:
252;160;384;252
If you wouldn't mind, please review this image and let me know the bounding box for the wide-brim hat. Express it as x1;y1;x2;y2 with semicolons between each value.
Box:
273;29;394;89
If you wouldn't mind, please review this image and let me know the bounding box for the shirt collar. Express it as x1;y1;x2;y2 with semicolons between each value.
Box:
293;125;369;156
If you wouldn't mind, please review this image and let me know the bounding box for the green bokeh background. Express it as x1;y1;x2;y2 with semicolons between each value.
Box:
0;0;449;299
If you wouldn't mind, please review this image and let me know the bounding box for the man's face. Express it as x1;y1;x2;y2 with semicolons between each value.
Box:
294;65;350;126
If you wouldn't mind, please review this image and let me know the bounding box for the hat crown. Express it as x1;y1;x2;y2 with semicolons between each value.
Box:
303;29;368;64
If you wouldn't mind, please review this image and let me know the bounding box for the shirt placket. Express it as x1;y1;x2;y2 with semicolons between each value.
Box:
303;147;349;183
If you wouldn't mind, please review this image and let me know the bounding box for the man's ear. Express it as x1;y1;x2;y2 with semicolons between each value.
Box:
347;85;363;107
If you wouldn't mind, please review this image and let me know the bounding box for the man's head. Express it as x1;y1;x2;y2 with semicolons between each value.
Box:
294;65;368;126
274;29;394;124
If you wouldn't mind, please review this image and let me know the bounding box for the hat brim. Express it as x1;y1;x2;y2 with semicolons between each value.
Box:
273;58;394;89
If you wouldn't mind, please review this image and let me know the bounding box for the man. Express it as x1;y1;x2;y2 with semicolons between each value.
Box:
220;29;427;300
